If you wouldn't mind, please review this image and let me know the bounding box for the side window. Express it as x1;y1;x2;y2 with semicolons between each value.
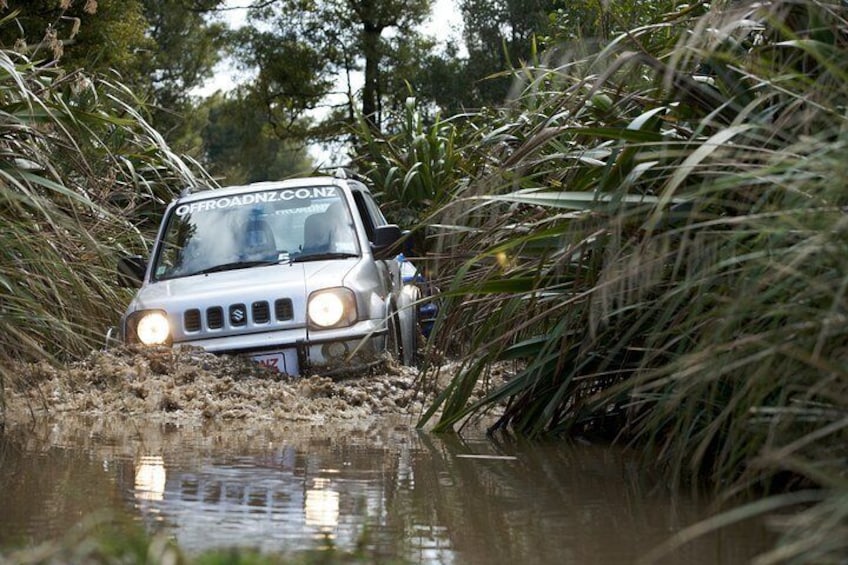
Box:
363;193;388;227
352;190;386;243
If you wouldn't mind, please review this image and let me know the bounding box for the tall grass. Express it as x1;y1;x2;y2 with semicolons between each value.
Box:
355;0;847;560
0;45;213;416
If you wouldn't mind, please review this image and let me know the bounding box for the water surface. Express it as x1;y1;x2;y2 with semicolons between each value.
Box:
0;416;772;563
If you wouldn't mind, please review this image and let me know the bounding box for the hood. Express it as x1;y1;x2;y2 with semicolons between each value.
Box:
125;259;362;344
132;259;358;307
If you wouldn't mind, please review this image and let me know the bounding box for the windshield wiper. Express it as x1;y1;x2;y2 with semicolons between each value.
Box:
192;259;278;275
290;252;359;264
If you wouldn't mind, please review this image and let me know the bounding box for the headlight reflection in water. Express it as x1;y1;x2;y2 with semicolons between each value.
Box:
305;477;340;533
134;455;166;502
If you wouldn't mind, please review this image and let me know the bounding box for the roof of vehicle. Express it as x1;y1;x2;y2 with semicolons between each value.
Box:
174;176;368;205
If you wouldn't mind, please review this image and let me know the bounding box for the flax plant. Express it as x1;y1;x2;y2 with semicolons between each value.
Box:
356;98;470;226
361;1;848;561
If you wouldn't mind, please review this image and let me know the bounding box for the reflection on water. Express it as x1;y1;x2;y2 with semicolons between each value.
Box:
0;417;773;563
305;478;340;530
135;456;166;501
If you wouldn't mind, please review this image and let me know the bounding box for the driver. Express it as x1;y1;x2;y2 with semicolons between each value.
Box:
241;211;278;261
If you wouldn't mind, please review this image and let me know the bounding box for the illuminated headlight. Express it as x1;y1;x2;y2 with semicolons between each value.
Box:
307;288;357;329
128;310;171;345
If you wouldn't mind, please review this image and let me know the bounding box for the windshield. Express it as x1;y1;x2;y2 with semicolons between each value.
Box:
152;186;360;280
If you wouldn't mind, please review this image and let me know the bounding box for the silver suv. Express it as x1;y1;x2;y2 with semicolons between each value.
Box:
115;175;421;376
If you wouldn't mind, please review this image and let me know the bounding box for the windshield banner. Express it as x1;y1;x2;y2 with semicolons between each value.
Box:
175;187;337;216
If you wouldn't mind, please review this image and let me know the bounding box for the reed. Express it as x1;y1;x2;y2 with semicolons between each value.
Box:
350;1;848;560
0;45;213;417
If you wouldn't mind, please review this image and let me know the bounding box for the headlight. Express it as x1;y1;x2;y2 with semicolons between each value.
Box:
128;310;171;345
307;288;357;329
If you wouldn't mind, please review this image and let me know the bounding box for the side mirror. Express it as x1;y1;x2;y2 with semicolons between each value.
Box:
117;254;147;287
372;224;402;259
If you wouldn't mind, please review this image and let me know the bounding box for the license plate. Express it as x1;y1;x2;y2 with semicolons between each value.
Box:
252;349;299;375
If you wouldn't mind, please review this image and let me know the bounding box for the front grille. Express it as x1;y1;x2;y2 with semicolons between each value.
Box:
252;301;270;324
183;298;292;332
207;306;224;329
275;298;293;321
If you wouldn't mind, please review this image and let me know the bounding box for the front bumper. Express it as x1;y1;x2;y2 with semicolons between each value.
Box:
174;320;388;376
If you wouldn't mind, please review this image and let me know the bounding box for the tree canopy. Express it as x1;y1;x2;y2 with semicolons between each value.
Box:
0;0;677;181
0;0;152;77
200;89;313;184
230;0;433;137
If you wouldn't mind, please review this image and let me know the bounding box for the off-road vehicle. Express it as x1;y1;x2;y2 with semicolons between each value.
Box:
114;175;423;376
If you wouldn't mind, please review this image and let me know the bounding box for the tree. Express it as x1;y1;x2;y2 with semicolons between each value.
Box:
417;0;684;115
0;1;229;149
410;0;558;114
0;0;152;78
232;0;432;140
139;0;228;141
200;90;314;184
458;0;557;108
346;0;432;129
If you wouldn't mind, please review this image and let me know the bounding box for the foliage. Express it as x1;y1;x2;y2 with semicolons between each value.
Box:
418;0;681;114
0;47;213;378
411;0;556;114
228;22;334;138
0;1;229;155
0;0;153;80
231;0;432;142
139;0;228;144
546;0;696;43
353;97;475;228
200;89;315;184
456;0;558;107
349;0;848;561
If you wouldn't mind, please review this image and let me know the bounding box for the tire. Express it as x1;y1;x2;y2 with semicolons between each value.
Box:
386;308;403;363
398;285;421;367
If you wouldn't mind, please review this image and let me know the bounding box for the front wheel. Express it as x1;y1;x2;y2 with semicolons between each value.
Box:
386;308;404;363
397;285;420;367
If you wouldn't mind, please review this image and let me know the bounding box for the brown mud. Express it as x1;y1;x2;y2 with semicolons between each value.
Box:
3;346;509;431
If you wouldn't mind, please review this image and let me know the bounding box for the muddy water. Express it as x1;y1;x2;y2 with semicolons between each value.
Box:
0;416;772;564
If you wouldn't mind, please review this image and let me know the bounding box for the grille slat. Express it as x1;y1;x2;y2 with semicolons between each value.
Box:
189;299;290;332
207;306;224;329
184;309;201;332
275;298;293;321
252;301;270;324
